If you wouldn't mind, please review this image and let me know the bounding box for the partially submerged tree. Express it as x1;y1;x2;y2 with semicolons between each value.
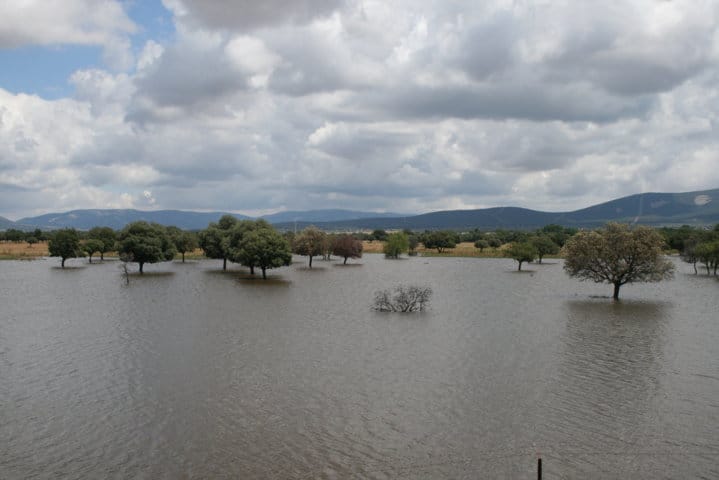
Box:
199;215;238;270
506;242;537;271
293;226;327;268
48;228;84;268
694;240;719;276
237;227;292;279
332;234;363;264
87;226;116;260
383;232;409;259
529;235;560;263
228;219;273;274
563;223;674;300
82;239;104;263
373;285;432;312
117;221;176;274
167;227;198;263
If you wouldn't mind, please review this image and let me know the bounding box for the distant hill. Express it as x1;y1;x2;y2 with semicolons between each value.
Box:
274;188;719;231
16;209;252;230
0;216;16;230
6;188;719;231
260;209;405;223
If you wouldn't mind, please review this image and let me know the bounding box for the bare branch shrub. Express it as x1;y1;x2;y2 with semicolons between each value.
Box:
373;285;432;312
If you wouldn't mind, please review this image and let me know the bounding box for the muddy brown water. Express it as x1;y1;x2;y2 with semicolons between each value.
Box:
1;255;717;478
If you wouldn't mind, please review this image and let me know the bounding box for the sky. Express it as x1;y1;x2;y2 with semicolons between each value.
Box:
1;0;718;220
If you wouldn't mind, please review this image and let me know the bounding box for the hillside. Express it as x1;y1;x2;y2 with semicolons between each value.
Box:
16;209;252;231
6;188;719;231
275;188;719;231
260;209;404;223
0;216;16;230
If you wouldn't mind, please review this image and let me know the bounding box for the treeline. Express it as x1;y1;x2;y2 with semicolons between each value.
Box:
660;225;719;275
9;220;719;278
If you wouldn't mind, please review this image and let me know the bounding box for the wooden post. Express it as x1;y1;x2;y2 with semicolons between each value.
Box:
537;457;542;480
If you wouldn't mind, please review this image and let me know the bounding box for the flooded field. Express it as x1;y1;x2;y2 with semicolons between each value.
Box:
1;255;717;478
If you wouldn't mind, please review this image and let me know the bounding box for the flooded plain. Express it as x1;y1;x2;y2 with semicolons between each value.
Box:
1;255;718;479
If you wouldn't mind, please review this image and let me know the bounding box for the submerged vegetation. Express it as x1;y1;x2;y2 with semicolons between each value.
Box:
2;222;717;299
373;285;433;312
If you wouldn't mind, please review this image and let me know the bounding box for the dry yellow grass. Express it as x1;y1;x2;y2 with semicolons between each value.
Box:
361;240;508;257
0;241;50;259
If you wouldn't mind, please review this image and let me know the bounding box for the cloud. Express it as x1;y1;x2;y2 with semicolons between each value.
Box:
163;0;344;31
0;0;137;70
2;1;719;219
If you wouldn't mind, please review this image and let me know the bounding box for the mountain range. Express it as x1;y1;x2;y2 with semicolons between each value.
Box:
3;188;718;231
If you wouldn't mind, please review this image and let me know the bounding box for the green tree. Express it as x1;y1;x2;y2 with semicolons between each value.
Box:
408;234;419;256
167;227;198;263
87;226;117;261
422;230;458;253
293;226;327;268
117;221;176;274
228;219;272;274
371;229;388;242
237;227;292;279
384;232;409;259
82;239;104;263
529;235;559;263
332;234;363;264
506;242;537;271
563;223;674;300
486;236;502;248
199;215;238;270
474;239;489;252
694;241;719;276
5;229;24;242
48;228;84;268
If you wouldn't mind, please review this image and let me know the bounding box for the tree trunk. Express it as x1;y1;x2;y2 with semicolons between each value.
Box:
309;255;313;268
61;258;66;268
344;257;348;265
101;252;104;261
250;265;255;275
693;262;697;275
182;252;185;263
517;260;522;271
538;255;543;264
262;267;267;279
223;258;227;271
139;262;144;274
613;283;621;300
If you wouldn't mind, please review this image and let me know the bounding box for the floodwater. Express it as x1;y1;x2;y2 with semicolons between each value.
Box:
1;255;717;479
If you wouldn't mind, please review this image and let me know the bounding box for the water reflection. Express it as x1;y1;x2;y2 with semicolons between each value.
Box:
541;300;671;476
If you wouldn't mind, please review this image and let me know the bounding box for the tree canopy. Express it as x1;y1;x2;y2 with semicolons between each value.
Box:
199;215;238;270
167;226;198;263
48;228;84;268
529;235;559;263
82;239;104;263
384;232;409;259
332;234;363;264
237;226;292;279
293;226;327;268
87;226;116;260
505;242;537;271
117;221;176;274
563;222;674;299
422;230;458;253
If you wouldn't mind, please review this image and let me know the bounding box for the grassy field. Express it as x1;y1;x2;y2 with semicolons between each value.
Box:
0;241;49;259
361;240;514;258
